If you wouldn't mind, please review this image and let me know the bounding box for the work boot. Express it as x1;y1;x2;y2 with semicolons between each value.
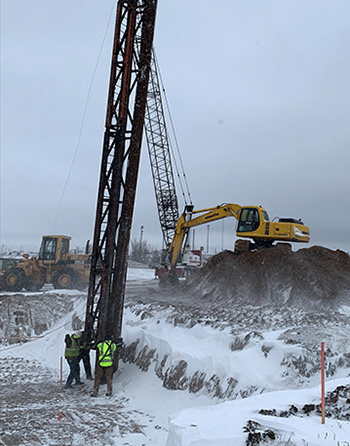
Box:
106;392;112;397
75;381;85;386
90;393;98;398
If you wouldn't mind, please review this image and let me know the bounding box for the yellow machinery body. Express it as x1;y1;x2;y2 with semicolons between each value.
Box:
169;203;310;267
1;235;90;292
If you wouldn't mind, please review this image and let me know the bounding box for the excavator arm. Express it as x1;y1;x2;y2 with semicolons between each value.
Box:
169;203;242;267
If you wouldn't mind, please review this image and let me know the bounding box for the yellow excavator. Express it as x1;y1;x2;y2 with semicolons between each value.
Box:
162;203;310;284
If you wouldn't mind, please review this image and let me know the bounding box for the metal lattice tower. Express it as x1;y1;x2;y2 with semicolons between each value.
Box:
84;0;158;355
144;52;179;249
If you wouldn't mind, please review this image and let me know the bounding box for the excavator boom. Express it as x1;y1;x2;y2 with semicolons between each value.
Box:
169;203;242;266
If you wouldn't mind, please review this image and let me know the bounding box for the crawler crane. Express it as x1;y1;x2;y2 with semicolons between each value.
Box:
82;0;311;369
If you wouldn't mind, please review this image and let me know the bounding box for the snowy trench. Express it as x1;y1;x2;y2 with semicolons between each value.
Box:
1;268;350;445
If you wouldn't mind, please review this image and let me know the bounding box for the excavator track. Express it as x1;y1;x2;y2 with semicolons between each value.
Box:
234;239;250;254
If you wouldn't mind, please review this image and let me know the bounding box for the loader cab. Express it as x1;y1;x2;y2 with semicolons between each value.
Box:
237;207;269;233
38;236;71;262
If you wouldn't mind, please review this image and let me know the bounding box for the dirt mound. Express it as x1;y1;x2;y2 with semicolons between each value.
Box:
182;246;350;308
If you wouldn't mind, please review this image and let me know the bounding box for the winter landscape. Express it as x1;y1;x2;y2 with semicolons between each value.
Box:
2;247;350;446
2;1;350;445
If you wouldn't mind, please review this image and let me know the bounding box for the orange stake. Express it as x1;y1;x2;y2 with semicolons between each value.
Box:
57;411;63;421
321;342;325;424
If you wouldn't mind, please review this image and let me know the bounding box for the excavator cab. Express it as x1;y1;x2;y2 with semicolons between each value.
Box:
237;206;269;234
238;208;261;232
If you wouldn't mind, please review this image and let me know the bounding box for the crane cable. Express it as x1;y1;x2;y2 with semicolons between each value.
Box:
53;0;117;233
52;2;191;226
153;50;193;207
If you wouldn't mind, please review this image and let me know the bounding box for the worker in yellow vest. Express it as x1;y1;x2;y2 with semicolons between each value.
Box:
91;334;116;397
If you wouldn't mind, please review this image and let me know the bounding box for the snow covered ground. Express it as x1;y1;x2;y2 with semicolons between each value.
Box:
1;267;350;445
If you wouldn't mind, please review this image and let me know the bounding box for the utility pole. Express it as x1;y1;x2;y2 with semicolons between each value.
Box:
140;225;144;245
221;220;224;251
207;225;210;253
140;225;144;261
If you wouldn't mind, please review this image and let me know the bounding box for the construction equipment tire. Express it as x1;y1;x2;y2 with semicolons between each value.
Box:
25;281;44;292
3;267;27;292
74;280;88;292
52;267;77;290
234;239;250;254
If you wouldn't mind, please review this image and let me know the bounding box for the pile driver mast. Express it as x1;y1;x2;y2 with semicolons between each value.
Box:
84;0;158;356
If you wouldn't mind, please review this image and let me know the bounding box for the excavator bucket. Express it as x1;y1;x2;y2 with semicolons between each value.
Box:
159;269;179;288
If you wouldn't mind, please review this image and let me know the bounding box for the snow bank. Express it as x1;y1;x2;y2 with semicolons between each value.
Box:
123;309;308;398
166;378;350;446
126;266;155;281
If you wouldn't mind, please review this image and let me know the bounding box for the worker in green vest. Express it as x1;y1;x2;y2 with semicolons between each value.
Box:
91;334;116;397
64;333;84;388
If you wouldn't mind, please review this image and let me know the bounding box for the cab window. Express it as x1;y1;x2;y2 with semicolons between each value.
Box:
237;208;260;233
261;210;269;221
39;238;57;260
61;239;69;254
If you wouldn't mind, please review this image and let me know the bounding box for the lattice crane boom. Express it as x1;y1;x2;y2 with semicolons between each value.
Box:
144;53;179;250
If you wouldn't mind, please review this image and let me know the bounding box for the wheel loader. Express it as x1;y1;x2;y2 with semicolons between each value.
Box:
1;235;91;292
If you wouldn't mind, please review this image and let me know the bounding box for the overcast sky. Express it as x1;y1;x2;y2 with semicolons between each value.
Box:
1;0;350;255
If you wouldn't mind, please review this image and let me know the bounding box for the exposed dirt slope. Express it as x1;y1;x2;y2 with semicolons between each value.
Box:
0;291;81;341
181;246;350;309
